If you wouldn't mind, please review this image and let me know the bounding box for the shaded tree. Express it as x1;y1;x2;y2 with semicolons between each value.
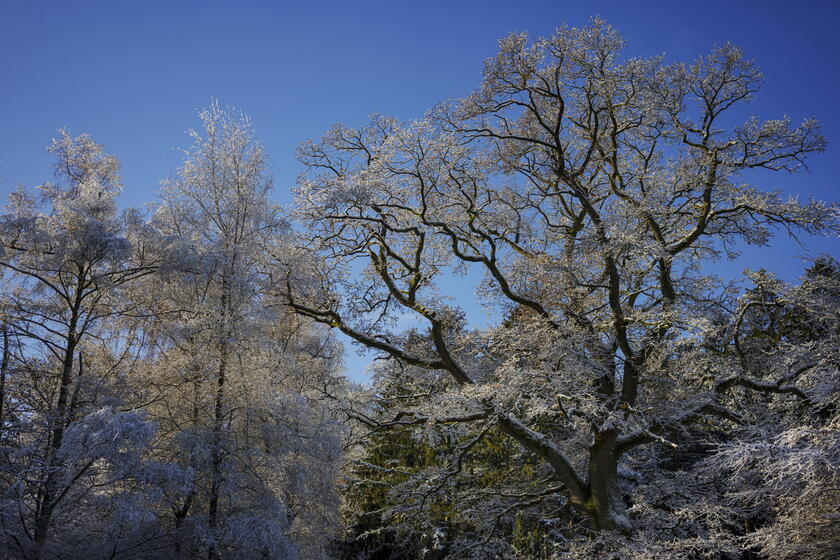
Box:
0;131;160;558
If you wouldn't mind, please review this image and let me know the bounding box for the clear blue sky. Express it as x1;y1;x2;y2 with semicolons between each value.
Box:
1;0;837;382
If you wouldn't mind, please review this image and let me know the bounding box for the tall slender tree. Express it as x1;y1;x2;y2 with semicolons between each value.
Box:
149;102;344;559
0;131;159;558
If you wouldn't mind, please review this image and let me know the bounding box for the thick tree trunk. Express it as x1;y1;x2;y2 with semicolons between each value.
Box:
585;430;631;533
499;414;632;534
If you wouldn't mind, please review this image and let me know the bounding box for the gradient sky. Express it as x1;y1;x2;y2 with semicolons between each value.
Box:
2;0;838;382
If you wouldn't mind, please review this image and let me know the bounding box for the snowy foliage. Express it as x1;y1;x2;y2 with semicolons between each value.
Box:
290;19;840;559
0;111;348;559
0;20;837;560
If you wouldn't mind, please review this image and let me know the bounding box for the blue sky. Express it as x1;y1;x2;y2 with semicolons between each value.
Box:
1;0;838;382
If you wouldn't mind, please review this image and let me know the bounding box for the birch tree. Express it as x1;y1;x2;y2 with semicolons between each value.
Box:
149;102;344;559
0;131;160;558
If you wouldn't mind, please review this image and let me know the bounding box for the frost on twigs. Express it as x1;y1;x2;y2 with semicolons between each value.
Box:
294;18;839;558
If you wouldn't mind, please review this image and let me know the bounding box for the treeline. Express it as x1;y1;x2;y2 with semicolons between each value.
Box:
2;19;840;560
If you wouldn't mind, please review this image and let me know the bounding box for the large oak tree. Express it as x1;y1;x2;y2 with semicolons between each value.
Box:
286;18;838;552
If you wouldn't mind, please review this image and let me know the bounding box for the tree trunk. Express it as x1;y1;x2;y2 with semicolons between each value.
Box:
33;280;84;558
585;430;631;533
33;329;78;557
207;285;229;560
500;416;633;533
206;342;226;559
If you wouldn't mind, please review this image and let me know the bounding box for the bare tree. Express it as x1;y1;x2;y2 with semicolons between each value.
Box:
287;18;838;543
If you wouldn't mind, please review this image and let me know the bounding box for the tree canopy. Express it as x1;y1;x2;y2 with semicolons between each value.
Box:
0;18;838;560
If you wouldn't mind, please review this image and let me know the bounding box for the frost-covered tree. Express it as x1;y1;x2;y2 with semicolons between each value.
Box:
288;19;839;556
691;261;840;560
0;131;162;558
148;102;345;559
